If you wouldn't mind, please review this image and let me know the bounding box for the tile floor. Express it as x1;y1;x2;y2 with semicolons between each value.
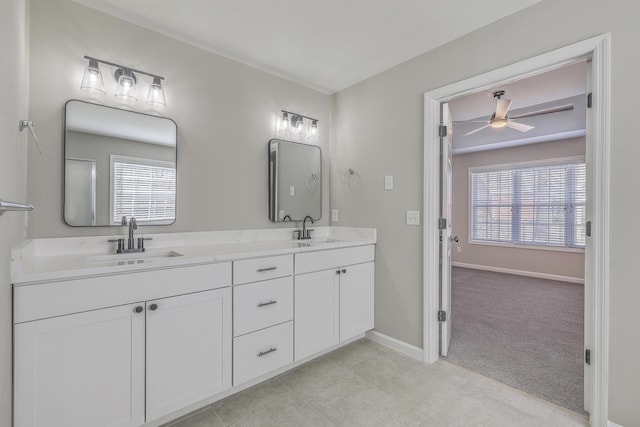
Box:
164;338;589;427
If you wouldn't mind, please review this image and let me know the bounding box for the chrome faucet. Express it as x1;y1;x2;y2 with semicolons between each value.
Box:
300;215;314;240
128;217;137;249
108;216;151;254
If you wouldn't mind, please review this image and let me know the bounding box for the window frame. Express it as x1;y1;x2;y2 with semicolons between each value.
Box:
467;155;586;253
109;154;177;225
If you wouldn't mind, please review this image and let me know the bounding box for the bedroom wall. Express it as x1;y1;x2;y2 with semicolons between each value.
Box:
451;137;586;281
332;1;640;424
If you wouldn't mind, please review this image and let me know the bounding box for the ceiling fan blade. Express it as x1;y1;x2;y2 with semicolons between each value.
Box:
495;99;512;119
506;120;534;132
509;104;574;120
464;124;490;136
453;120;489;124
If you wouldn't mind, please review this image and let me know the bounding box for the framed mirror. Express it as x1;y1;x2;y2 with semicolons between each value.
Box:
64;100;177;226
269;139;321;222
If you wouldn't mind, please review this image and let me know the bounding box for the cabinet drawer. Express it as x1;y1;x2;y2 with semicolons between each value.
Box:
295;245;375;275
233;254;293;285
233;277;293;337
233;321;293;386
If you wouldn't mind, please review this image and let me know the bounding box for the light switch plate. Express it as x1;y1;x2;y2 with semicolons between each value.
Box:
332;209;339;222
289;185;295;196
385;175;394;190
406;210;420;225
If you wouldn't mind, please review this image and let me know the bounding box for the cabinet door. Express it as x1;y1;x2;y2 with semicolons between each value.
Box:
145;288;232;422
14;303;145;427
339;262;375;341
294;269;339;360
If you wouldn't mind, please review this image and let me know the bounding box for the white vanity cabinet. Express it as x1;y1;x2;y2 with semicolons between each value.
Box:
14;302;146;427
294;245;375;360
145;288;232;422
232;255;294;385
13;262;232;427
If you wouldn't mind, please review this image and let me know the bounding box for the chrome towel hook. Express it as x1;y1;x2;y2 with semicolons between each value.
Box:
19;120;43;154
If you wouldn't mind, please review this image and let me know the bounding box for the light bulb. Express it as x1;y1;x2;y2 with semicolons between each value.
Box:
115;68;137;101
279;111;291;135
308;120;318;141
80;59;105;94
146;76;166;107
293;115;305;138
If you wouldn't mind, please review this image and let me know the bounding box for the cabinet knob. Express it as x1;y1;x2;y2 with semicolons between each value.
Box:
149;303;158;311
134;306;143;313
336;269;341;275
341;268;347;274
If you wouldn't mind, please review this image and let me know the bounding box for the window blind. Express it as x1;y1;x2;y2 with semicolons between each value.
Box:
112;160;176;224
471;161;586;249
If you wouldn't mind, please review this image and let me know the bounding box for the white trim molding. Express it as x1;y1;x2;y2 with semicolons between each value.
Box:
451;262;584;284
423;34;610;427
366;330;423;361
607;421;623;427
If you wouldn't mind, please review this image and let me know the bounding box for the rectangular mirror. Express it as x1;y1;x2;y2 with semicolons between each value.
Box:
64;100;177;226
269;139;321;222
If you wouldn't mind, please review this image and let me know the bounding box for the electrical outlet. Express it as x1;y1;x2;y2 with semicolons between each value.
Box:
332;209;339;222
456;246;462;253
406;210;420;225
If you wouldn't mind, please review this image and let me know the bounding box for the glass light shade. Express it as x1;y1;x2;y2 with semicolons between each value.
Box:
146;77;166;107
307;120;318;141
278;111;291;135
115;68;137;101
80;59;105;94
293;115;305;138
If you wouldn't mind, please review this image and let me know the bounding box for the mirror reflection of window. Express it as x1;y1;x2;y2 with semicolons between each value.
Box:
110;155;176;225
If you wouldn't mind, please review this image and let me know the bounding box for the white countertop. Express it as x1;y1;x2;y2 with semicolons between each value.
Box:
11;227;376;285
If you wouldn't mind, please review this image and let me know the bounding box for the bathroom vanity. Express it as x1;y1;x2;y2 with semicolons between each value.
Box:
11;227;375;427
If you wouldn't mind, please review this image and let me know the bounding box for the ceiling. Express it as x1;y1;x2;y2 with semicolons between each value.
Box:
73;0;542;94
448;61;588;154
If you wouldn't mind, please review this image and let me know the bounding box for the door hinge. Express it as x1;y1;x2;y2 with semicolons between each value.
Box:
439;125;448;137
587;92;593;109
438;310;447;322
585;349;591;365
438;218;447;230
586;221;592;237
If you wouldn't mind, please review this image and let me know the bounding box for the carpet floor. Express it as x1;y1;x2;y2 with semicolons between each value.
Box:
443;267;585;415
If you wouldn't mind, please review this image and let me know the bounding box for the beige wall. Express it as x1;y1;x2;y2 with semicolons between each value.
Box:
451;138;585;280
0;0;29;425
332;1;640;424
27;0;332;238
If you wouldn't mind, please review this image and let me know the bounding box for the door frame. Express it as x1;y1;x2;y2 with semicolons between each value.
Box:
422;34;610;426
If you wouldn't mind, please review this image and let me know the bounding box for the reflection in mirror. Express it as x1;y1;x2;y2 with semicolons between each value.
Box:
269;139;321;222
64;100;177;226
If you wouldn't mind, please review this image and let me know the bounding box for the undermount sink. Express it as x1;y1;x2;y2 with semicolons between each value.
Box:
87;250;184;264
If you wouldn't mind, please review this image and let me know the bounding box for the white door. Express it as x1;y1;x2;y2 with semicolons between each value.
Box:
145;288;232;422
440;102;454;357
14;303;146;427
294;269;340;360
339;262;375;341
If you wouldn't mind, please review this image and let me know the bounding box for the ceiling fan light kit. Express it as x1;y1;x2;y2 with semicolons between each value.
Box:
461;90;574;136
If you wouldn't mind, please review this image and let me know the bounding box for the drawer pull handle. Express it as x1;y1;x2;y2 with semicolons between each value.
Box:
258;347;278;357
257;300;278;307
257;266;277;272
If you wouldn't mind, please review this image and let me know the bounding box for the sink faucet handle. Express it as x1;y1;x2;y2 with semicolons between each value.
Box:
137;237;152;251
108;238;125;253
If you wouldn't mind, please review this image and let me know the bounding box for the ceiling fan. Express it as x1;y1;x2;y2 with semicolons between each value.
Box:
460;90;574;136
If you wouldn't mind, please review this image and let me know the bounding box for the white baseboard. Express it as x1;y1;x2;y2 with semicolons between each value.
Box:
451;262;584;284
366;330;423;361
608;421;623;427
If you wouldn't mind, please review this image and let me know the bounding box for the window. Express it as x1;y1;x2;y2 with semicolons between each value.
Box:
110;155;176;224
470;158;586;249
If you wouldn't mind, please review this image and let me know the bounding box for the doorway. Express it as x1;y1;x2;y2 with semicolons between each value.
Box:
422;35;610;427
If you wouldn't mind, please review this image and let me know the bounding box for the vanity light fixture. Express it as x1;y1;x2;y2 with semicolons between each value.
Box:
278;110;319;142
81;56;167;107
80;58;105;94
